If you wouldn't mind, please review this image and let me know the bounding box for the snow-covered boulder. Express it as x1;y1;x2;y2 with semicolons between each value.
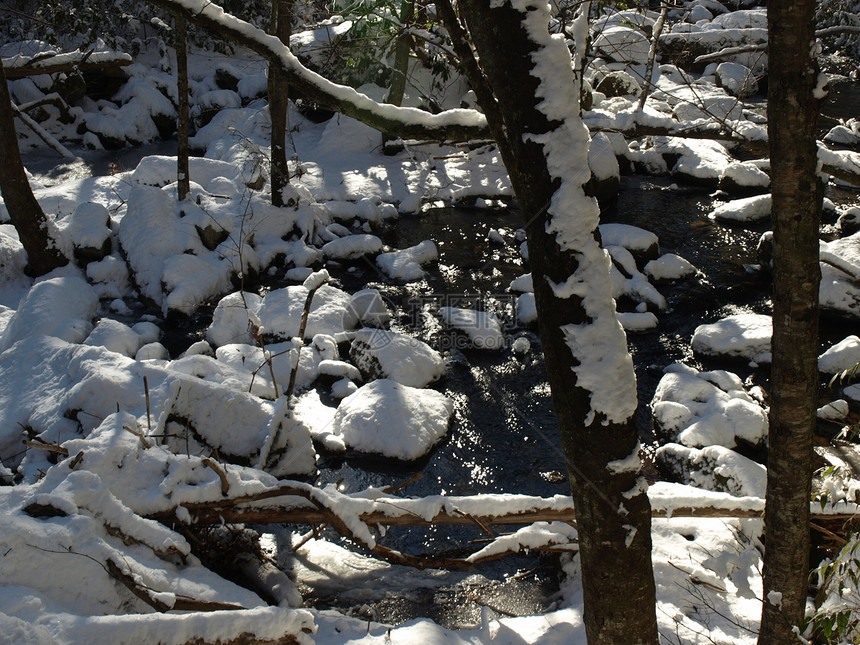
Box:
710;194;770;223
593;25;651;65
207;291;263;347
257;284;357;340
332;379;453;460
118;186;236;316
656;443;766;497
599;223;660;266
819;336;860;377
56;201;112;265
0;225;27;282
439;307;505;350
651;364;768;449
0;275;98;352
376;240;438;282
819;233;860;319
718;161;770;195
84;319;143;358
691;313;772;364
588;132;621;206
838;207;860;237
321;234;383;260
349;329;445;388
644;253;698;282
715;62;758;98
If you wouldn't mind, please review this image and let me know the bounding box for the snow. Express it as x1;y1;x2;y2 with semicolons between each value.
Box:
439;306;505;350
349;328;445;388
819;335;860;376
710;194;771;223
1;3;859;641
376;240;438;281
692;313;773;364
332;380;453;460
321;234;382;260
644;253;698;281
651;364;768;448
0;274;98;352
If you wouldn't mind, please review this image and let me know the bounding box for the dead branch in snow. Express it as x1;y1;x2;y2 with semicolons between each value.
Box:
106;558;247;612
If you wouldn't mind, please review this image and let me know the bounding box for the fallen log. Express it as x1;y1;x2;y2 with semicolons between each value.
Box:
150;485;859;529
2;50;132;79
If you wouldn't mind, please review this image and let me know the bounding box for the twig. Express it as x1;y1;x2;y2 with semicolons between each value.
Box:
637;5;668;111
382;472;424;494
123;425;152;449
144;376;152;431
202;458;230;496
23;439;69;456
285;280;327;399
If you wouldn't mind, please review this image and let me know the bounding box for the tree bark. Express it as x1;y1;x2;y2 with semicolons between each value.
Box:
268;0;293;207
449;3;658;643
759;1;824;643
0;59;68;277
175;15;191;202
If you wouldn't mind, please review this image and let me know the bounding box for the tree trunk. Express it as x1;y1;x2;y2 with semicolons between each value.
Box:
382;0;414;150
0;59;68;277
759;2;824;643
269;0;293;207
176;14;191;202
450;3;659;643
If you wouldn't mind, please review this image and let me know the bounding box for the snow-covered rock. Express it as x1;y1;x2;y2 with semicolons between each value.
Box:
349;328;445;388
598;223;660;265
651;364;768;448
321;234;383;260
644;253;698;282
256;284;357;340
819;336;860;377
656;443;766;497
710;194;770;223
56;201;112;264
593;25;651;65
376;240;438;282
332;379;453;460
691;313;772;364
714;62;758;98
84;319;143;358
719;161;770;195
439;307;505;350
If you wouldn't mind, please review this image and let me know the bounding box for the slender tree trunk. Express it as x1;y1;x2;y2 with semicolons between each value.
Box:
759;2;824;643
269;0;293;207
382;0;414;150
450;3;658;643
0;59;68;277
176;14;191;202
385;0;414;109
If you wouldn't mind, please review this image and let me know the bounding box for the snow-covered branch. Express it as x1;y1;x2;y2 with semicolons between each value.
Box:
145;0;491;142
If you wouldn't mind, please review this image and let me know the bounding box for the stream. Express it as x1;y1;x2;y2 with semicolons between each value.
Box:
21;140;860;628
